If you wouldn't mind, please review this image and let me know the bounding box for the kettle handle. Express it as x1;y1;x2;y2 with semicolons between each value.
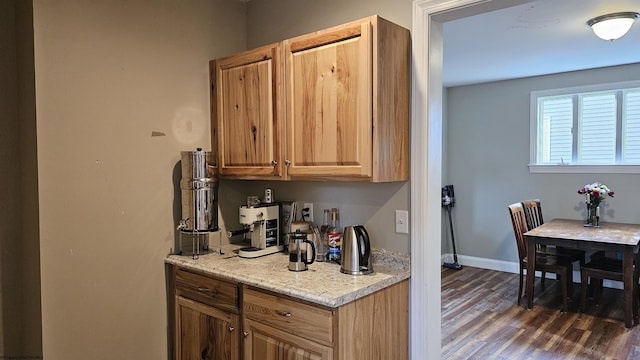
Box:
355;226;371;267
303;239;316;265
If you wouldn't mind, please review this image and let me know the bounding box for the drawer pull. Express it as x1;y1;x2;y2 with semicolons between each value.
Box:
196;287;218;295
228;326;235;333
275;310;292;317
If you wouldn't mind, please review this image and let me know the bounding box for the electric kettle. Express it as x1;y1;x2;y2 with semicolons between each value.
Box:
340;225;373;275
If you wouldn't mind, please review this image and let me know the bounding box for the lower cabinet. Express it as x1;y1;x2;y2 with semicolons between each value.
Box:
176;296;240;360
243;318;333;360
242;287;334;360
171;266;241;360
169;264;409;360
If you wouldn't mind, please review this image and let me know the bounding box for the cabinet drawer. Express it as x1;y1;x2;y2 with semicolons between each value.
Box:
243;288;334;346
174;269;239;313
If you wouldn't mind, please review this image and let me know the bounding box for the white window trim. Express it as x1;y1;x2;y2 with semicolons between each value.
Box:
530;79;640;173
529;164;640;174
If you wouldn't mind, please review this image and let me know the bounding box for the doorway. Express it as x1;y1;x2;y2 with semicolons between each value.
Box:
410;0;535;359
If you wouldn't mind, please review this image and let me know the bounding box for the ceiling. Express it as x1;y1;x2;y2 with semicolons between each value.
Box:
442;0;640;87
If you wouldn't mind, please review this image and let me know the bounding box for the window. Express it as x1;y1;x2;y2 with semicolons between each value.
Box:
530;81;640;173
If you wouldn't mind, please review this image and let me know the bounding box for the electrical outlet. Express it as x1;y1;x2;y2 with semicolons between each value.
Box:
303;202;314;223
395;210;409;234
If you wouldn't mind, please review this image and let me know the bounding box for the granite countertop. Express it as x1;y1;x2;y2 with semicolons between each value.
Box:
165;245;410;308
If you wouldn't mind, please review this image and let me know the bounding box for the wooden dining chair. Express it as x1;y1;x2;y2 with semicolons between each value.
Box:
521;199;587;271
580;256;640;320
509;202;574;311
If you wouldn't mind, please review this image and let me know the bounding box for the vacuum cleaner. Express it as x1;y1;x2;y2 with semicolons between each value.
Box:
442;185;462;270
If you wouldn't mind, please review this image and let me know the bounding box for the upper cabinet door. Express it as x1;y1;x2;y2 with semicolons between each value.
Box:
213;43;284;179
284;21;373;179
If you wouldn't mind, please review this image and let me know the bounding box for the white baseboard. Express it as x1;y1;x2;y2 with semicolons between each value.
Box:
441;253;623;290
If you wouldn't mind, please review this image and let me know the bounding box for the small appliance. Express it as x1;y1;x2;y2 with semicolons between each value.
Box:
442;184;462;270
177;148;218;259
288;230;316;271
340;225;373;275
230;203;284;258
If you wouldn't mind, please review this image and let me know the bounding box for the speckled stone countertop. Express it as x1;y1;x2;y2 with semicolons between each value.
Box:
165;245;410;308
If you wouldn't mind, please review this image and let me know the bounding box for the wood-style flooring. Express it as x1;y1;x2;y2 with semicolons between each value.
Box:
442;266;640;360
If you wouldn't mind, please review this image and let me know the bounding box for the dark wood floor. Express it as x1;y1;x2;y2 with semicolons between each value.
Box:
442;266;640;360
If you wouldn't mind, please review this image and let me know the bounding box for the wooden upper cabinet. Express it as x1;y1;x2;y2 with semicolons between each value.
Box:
284;20;373;180
284;15;409;182
212;43;283;179
210;15;409;182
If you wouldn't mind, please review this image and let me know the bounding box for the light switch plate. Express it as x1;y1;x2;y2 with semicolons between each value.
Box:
395;210;409;234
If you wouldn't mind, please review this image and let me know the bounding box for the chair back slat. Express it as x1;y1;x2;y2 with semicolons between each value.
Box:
508;202;528;262
522;199;544;231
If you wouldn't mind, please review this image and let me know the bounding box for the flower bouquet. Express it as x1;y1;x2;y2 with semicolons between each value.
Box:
577;182;614;227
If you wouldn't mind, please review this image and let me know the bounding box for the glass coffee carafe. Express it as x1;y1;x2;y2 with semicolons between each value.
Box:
288;230;316;271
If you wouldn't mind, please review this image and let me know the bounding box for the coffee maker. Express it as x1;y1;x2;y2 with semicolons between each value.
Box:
288;230;316;271
233;203;284;258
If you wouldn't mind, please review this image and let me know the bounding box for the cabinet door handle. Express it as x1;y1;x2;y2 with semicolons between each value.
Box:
243;331;249;338
275;310;292;317
271;160;278;166
284;160;291;166
228;326;235;333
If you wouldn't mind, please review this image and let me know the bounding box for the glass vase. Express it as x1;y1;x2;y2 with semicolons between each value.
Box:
585;204;600;227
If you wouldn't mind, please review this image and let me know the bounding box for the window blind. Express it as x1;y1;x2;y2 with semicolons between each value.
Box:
534;84;640;166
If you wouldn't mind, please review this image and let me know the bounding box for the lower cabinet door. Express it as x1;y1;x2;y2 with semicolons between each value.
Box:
176;295;240;360
243;318;333;360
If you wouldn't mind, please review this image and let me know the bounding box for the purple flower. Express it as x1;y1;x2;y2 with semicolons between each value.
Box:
577;182;614;203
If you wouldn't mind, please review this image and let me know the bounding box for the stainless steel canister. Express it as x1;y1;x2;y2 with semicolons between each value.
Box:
180;148;218;232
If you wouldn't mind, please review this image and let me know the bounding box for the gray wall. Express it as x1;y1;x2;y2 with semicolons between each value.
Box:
0;0;41;356
445;63;640;263
0;0;22;355
246;0;412;49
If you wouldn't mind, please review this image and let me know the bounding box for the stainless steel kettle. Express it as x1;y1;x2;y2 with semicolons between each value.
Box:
340;225;373;275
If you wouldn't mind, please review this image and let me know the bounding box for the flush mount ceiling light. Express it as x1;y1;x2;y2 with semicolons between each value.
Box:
587;12;640;41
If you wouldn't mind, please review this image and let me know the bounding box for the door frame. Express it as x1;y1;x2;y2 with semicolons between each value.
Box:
410;0;532;358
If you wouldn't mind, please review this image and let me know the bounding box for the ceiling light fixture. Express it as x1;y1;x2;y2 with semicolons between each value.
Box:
587;12;640;41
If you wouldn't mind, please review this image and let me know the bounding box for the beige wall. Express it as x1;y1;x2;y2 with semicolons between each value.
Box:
227;0;415;253
32;0;246;358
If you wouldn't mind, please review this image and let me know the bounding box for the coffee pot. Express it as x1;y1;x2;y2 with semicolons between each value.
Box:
288;230;316;271
340;225;373;275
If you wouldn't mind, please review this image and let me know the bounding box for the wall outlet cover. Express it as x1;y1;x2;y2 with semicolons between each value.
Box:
302;202;314;223
395;210;409;234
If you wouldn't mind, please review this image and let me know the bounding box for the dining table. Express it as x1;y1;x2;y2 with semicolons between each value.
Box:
523;218;640;328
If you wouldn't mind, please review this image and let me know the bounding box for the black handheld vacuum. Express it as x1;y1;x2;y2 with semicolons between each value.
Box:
442;185;462;270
